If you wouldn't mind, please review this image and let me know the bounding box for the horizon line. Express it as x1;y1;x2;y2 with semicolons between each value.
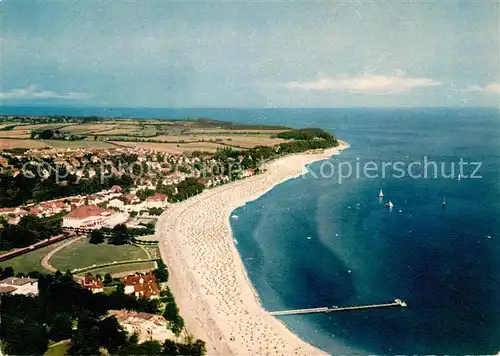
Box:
1;105;499;111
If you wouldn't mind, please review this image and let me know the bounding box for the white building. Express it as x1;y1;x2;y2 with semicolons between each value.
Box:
107;310;177;343
62;204;127;230
107;198;125;209
0;277;38;296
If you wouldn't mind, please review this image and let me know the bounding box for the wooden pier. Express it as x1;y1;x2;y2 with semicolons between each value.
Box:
269;299;407;316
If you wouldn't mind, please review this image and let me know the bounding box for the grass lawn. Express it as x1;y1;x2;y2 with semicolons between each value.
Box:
81;261;156;276
44;340;70;356
0;239;69;274
50;239;149;272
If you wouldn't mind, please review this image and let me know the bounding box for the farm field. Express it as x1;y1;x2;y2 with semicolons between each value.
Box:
111;140;226;153
0;117;293;153
0;124;69;139
60;123;117;134
41;140;116;149
12;123;72;131
49;239;149;271
0;138;50;149
0;130;32;138
186;128;287;134
93;125;139;136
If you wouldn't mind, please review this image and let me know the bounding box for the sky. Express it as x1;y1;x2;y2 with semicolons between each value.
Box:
1;0;499;108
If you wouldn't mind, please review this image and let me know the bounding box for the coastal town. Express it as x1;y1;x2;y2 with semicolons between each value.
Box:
0;116;341;355
3;1;499;354
0;145;248;227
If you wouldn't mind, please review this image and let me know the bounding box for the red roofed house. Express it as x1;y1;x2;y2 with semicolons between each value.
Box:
0;156;8;168
144;193;168;209
110;185;122;193
28;207;43;217
241;168;255;178
0;207;19;217
79;276;104;294
40;200;70;215
123;273;160;299
124;194;140;204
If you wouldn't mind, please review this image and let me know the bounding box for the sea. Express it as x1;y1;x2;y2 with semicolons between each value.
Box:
2;106;499;354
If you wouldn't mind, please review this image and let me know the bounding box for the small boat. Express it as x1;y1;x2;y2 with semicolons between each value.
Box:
231;215;239;220
458;174;461;181
385;201;394;208
442;197;446;209
378;189;384;198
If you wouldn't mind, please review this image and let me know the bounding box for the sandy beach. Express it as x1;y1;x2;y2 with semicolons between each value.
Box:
157;141;349;355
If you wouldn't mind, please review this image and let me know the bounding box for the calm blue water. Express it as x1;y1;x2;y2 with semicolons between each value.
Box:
2;107;500;354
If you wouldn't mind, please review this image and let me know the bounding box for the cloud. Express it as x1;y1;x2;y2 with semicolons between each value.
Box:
279;72;441;94
467;82;500;94
0;85;89;100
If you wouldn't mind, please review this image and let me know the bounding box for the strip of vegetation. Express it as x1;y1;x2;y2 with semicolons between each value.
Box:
276;128;337;141
0;115;101;124
0;166;134;207
0;214;63;251
0;125;16;131
31;129;85;141
88;223;156;245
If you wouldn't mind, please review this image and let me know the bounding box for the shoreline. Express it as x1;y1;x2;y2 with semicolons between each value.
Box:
157;141;349;355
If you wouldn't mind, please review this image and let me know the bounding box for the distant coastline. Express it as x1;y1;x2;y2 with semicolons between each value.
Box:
156;141;349;355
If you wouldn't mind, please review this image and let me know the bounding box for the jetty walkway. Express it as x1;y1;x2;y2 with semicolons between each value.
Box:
269;299;407;316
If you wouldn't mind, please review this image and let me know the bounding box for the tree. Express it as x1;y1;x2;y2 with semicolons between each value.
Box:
36;129;55;140
153;260;169;283
104;273;113;285
179;339;206;356
89;229;105;244
3;319;49;355
162;339;206;356
3;266;15;278
109;224;131;245
68;311;100;355
49;312;73;341
118;340;162;355
97;316;127;353
170;315;185;337
115;282;125;294
162;339;180;355
128;332;139;345
0;225;37;249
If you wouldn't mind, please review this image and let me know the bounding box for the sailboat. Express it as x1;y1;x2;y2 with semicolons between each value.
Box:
385;200;394;208
378;189;384;198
